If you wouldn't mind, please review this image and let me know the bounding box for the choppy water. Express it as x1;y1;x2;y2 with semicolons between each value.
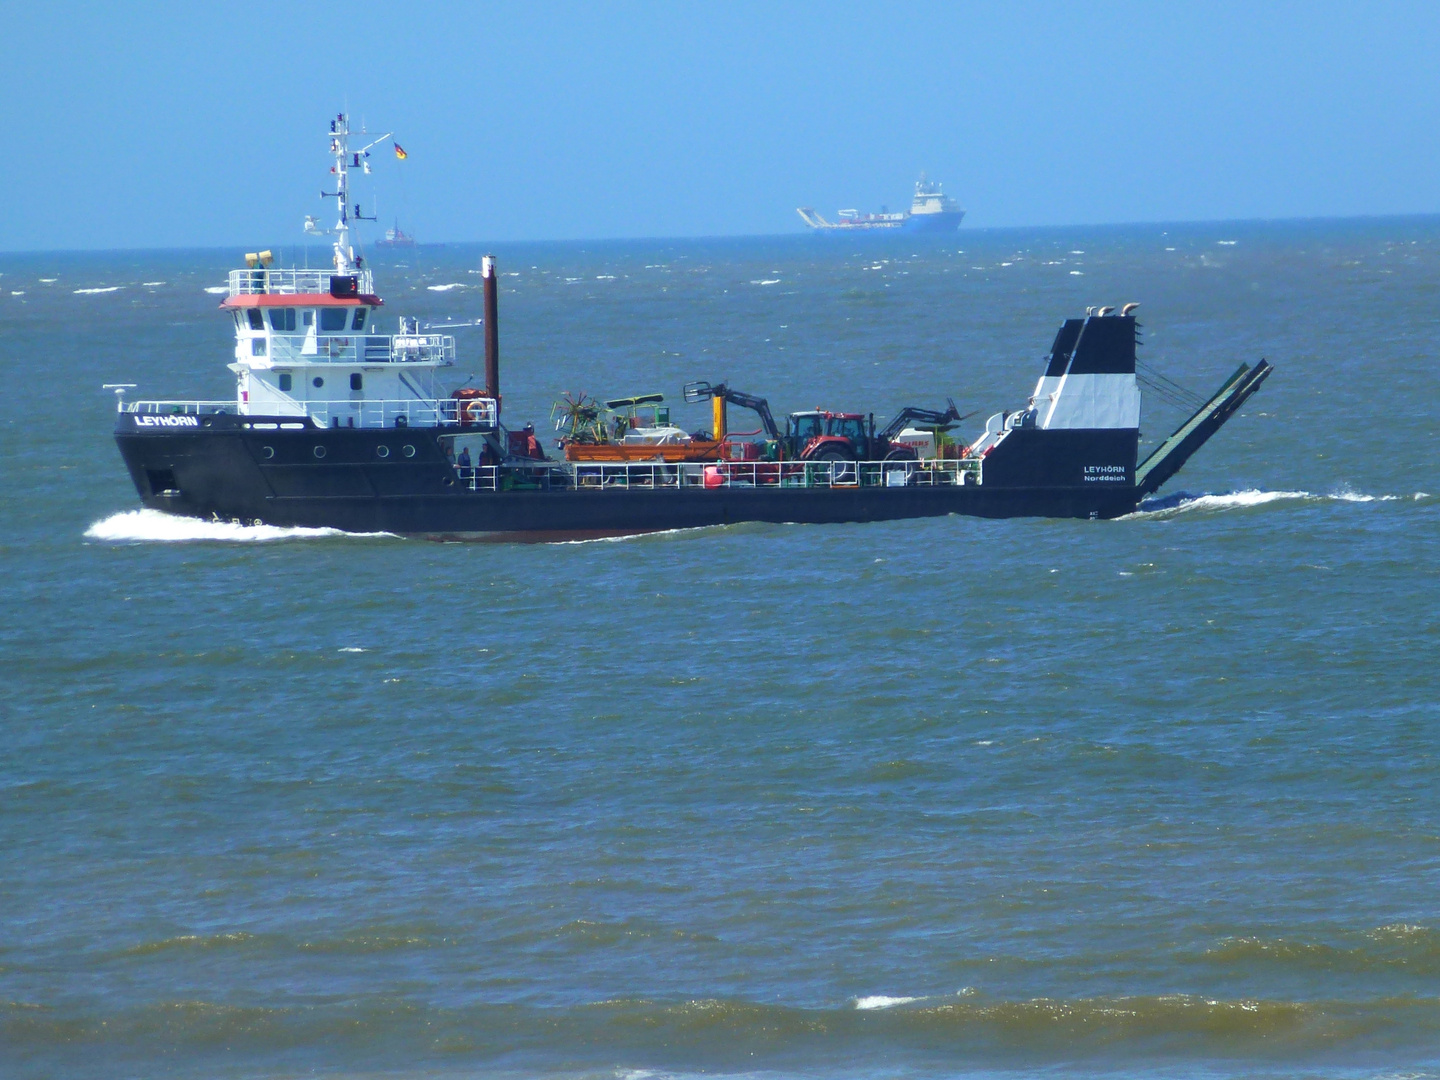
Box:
2;220;1438;1080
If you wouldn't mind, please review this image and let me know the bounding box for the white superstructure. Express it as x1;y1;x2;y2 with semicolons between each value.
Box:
908;173;962;218
216;114;483;430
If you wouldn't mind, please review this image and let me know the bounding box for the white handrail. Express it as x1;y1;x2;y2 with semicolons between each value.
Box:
123;397;498;430
464;458;981;492
227;268;375;297
263;333;455;364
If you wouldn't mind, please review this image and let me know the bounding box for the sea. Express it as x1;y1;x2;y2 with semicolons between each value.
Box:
2;219;1438;1080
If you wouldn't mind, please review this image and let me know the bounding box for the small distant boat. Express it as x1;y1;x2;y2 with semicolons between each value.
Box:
798;173;965;233
375;221;416;248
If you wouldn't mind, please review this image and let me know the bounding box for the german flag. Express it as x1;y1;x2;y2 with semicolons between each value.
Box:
394;143;408;160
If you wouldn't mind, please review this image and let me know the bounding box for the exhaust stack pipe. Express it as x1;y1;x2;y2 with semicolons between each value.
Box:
482;254;500;404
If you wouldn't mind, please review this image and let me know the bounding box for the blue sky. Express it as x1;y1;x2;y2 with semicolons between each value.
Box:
3;1;1439;250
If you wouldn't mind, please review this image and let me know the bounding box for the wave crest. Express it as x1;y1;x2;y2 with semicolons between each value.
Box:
1130;488;1423;519
1203;925;1440;974
9;992;1438;1061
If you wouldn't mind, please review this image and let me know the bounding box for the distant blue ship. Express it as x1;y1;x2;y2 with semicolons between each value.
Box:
797;173;965;233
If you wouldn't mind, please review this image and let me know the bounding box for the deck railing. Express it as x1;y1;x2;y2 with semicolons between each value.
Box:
463;458;980;493
123;400;236;415
263;333;455;364
125;397;497;430
227;268;375;297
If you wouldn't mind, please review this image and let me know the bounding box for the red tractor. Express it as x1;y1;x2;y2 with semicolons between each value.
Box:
784;411;873;462
784;400;962;461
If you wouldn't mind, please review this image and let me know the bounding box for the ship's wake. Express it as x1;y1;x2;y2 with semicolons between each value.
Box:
84;509;396;544
1129;488;1426;519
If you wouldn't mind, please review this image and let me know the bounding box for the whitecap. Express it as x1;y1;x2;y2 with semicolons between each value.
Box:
1069;270;1084;276
1130;490;1312;518
1217;240;1238;245
1124;488;1412;519
39;277;57;283
204;286;229;294
73;286;122;294
84;508;395;543
1331;490;1399;503
141;281;166;286
749;279;781;285
595;274;616;280
426;283;466;292
337;647;367;653
854;995;920;1010
10;291;23;296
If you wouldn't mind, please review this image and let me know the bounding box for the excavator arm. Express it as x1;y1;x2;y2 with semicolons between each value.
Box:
877;398;963;441
682;381;780;439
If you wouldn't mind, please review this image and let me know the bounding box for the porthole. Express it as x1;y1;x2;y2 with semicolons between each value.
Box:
313;445;327;459
312;376;324;388
375;445;390;459
261;445;275;460
402;445;416;458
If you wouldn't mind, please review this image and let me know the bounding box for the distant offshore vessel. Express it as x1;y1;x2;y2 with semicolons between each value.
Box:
374;221;415;248
797;174;965;233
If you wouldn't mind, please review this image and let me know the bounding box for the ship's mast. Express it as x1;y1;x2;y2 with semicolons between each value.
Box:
331;114;353;273
307;112;390;273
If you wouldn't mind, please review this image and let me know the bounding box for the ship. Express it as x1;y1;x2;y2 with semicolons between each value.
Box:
797;173;965;233
110;115;1271;539
374;221;415;248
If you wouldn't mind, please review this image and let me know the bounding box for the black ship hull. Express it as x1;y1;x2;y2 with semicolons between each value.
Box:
115;416;1144;538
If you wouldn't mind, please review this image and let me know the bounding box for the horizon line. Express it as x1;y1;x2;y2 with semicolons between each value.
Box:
4;210;1440;258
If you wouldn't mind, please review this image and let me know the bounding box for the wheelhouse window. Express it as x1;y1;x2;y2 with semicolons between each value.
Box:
278;373;293;391
303;310;314;327
247;309;264;330
251;338;266;356
269;308;297;332
319;307;348;332
352;308;366;330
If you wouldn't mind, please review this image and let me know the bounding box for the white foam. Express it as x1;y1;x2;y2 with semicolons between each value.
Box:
426;283;465;292
853;995;920;1010
141;281;166;287
337;647;367;653
1129;488;1415;520
39;277;57;283
9;291;23;296
1331;490;1399;503
749;279;781;285
1130;489;1311;518
204;286;229;294
74;286;122;294
85;509;395;544
550;525;718;545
